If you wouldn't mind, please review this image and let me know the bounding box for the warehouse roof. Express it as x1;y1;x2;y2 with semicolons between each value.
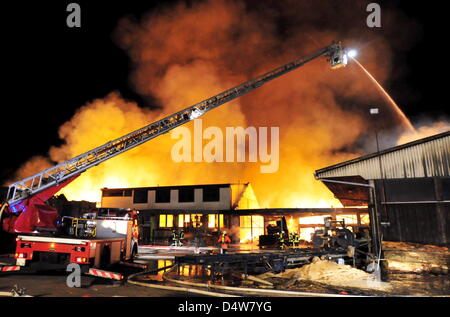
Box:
136;207;367;215
102;183;233;192
315;131;450;180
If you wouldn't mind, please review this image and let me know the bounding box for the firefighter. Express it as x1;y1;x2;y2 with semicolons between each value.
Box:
278;230;287;250
171;230;179;246
218;231;231;254
289;232;294;247
292;232;299;248
179;229;185;246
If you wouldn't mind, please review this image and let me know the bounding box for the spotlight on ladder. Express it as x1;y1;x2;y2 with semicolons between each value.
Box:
189;108;203;120
347;49;358;59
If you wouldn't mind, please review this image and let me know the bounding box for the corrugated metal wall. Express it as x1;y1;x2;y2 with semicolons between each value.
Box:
316;133;450;179
315;133;450;246
381;203;450;245
374;178;450;246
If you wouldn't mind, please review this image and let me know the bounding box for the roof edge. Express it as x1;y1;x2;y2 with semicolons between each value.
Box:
315;130;450;176
102;182;251;191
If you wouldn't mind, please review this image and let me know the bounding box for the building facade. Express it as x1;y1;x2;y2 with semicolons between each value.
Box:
101;183;260;211
101;183;368;245
101;183;260;244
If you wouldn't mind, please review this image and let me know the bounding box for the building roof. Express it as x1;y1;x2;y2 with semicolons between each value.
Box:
315;131;450;180
135;207;367;215
102;183;236;192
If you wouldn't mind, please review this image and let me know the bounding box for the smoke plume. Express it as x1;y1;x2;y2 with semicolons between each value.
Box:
11;0;426;207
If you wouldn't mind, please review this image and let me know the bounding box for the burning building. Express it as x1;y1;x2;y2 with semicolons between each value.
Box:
100;183;369;246
101;183;259;244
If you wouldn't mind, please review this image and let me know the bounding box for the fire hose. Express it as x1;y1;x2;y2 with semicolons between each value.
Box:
133;264;375;297
162;265;369;297
126;265;239;297
0;285;32;297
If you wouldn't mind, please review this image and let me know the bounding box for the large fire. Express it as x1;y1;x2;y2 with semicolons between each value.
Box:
8;0;445;208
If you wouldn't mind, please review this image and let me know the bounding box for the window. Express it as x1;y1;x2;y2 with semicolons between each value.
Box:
239;215;264;243
208;214;224;228
299;216;331;225
159;214;174;228
178;188;195;203
133;189;148;204
191;214;203;228
155;189;171;203
103;189;131;197
178;214;191;227
359;214;370;225
157;259;173;276
105;190;123;197
298;215;331;242
203;187;220;202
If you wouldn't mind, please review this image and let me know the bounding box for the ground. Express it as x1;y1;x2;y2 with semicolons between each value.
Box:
2;247;448;297
0;272;183;297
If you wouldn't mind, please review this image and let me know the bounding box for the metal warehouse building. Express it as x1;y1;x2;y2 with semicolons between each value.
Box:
315;131;450;250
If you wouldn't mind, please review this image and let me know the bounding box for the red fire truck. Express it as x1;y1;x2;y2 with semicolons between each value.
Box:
13;208;139;277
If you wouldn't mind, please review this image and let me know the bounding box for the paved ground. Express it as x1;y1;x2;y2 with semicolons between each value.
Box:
0;272;185;297
0;248;346;298
1;250;197;297
2;254;448;297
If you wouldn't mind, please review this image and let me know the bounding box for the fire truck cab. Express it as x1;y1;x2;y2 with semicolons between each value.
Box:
14;208;139;272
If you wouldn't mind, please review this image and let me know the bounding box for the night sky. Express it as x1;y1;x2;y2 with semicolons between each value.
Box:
1;1;448;184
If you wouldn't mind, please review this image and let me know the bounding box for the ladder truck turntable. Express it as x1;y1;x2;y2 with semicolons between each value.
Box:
0;42;350;277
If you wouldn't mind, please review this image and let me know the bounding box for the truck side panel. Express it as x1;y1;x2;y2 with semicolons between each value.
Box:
16;236;124;269
15;239;91;266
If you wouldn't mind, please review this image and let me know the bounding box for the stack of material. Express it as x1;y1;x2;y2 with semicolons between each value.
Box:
260;257;392;292
48;194;96;218
383;241;449;274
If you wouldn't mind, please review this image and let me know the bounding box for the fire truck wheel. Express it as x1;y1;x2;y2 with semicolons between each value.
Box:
100;245;111;268
130;243;138;260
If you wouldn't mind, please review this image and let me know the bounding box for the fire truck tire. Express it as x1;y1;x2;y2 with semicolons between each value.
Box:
100;245;111;268
131;243;138;260
80;264;90;274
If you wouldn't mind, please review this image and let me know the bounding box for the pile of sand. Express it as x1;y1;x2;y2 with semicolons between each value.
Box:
262;257;392;291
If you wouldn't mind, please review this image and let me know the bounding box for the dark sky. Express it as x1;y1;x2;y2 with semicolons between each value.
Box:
1;1;447;184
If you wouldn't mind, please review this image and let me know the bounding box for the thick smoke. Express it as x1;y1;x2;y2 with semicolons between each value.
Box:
397;121;450;145
11;0;426;206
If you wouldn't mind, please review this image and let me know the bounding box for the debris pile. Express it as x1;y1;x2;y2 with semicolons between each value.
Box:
383;241;449;274
259;257;392;292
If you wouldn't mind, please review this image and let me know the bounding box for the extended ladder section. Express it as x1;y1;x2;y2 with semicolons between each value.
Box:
6;42;348;206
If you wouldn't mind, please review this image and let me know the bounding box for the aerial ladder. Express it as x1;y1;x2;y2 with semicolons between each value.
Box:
1;41;350;235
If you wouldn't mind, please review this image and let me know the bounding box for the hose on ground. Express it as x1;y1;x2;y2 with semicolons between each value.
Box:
127;265;239;297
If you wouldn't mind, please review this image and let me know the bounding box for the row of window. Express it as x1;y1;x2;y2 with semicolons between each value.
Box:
103;189;132;197
159;214;224;228
104;187;221;204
